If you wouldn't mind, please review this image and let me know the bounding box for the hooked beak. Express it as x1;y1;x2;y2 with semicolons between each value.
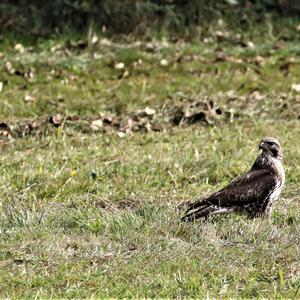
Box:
259;142;267;151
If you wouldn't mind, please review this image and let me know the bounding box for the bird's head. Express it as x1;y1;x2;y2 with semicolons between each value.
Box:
259;137;282;159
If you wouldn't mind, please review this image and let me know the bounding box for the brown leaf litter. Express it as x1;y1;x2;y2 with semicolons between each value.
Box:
0;97;235;142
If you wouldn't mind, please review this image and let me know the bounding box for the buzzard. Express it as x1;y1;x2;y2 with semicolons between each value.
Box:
181;137;285;222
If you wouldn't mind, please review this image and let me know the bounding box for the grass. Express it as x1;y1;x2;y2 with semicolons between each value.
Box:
1;24;300;297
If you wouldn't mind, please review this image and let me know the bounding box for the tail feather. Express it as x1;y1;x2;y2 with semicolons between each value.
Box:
181;205;232;222
183;198;209;214
181;205;217;222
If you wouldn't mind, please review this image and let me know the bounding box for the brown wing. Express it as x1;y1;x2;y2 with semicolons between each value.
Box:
184;169;277;214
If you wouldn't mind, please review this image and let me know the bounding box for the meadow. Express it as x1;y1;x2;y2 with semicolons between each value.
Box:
1;24;300;297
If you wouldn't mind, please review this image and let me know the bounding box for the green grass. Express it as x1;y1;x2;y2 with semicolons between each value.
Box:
1;29;300;298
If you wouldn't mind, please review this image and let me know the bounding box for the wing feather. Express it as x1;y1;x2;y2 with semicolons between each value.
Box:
183;169;277;214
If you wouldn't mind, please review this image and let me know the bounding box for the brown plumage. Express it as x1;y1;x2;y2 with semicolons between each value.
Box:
181;137;285;222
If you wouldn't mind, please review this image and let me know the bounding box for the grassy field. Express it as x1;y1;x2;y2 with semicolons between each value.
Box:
1;27;300;297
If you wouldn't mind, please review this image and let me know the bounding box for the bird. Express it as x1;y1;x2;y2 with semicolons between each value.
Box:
181;137;285;222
